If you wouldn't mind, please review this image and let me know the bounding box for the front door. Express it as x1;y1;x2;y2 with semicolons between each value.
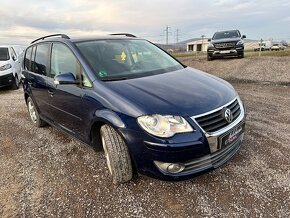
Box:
46;43;85;137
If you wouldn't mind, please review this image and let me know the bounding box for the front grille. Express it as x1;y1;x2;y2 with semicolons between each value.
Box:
183;135;242;173
214;42;236;49
195;99;241;133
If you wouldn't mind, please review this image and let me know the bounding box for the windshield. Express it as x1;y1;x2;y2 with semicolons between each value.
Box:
213;31;241;40
75;39;183;80
0;48;10;61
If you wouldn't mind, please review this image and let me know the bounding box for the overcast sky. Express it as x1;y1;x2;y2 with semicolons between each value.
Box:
1;0;290;45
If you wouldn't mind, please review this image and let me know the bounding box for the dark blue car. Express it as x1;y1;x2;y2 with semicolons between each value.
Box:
22;34;246;184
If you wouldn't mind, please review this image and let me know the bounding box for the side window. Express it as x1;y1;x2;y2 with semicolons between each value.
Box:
50;43;80;78
24;47;32;70
31;46;36;72
34;44;50;75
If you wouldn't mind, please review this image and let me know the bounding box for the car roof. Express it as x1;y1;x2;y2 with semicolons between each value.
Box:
215;30;240;33
71;35;142;43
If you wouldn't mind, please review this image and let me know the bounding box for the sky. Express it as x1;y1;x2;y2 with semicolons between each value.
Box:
0;0;290;45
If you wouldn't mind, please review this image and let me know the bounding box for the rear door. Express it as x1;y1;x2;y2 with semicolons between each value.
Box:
23;43;52;119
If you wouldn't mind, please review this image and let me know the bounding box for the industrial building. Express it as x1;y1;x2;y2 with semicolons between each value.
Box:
187;39;209;52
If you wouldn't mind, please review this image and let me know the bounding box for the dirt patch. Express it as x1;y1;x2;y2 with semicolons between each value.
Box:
177;56;290;86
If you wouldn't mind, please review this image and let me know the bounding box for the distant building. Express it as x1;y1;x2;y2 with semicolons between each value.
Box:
187;39;209;52
155;43;187;52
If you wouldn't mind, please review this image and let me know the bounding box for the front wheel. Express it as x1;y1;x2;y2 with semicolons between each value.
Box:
100;125;133;184
207;55;213;61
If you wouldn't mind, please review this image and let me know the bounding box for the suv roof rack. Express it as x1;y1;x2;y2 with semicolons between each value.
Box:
110;33;137;38
31;34;70;44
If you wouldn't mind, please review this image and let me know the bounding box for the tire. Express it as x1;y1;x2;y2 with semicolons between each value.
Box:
100;124;133;184
27;97;47;127
239;52;244;58
11;75;19;90
207;55;213;61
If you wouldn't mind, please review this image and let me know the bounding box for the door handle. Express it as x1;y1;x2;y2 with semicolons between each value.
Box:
48;90;54;96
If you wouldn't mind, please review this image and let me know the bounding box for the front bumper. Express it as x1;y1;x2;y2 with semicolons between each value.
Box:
120;97;246;181
0;73;14;88
207;46;244;58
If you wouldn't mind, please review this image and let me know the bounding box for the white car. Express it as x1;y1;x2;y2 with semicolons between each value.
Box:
271;43;284;51
0;45;22;89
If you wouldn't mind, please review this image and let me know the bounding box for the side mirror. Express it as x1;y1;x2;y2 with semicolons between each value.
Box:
208;39;211;42
242;35;246;39
54;72;79;85
12;56;17;61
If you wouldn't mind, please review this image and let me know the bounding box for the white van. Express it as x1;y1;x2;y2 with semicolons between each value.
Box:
0;45;22;89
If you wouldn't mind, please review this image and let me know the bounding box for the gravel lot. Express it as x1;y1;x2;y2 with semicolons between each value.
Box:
0;56;289;217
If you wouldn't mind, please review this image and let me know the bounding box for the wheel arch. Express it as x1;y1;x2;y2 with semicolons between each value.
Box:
89;109;126;151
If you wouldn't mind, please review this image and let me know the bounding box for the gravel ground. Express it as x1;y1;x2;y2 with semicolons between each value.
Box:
0;56;289;217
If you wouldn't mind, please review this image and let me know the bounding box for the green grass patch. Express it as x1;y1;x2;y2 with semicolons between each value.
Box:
173;49;290;58
173;52;207;57
245;49;290;57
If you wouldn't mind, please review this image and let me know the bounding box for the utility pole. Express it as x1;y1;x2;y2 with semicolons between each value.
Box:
175;29;180;44
164;25;171;45
201;35;205;52
259;38;263;57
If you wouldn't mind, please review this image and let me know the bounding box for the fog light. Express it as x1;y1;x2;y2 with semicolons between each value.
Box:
167;163;185;173
154;161;185;174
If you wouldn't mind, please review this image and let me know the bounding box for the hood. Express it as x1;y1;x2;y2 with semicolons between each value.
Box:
102;67;237;117
211;38;241;44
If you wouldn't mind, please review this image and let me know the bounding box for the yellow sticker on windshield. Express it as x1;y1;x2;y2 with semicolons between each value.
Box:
121;51;126;61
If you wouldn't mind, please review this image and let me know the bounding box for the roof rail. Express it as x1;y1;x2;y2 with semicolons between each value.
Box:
31;34;70;44
110;33;137;38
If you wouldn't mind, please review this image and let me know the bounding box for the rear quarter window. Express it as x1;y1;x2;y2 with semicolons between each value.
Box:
24;47;33;70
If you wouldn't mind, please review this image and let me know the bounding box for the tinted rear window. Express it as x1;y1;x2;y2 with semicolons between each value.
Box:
0;48;10;61
34;44;50;75
24;47;32;70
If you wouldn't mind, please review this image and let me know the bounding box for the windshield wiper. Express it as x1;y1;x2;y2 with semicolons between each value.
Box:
100;77;128;81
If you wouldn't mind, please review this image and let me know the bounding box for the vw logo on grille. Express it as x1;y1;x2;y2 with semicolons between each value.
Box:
223;108;233;123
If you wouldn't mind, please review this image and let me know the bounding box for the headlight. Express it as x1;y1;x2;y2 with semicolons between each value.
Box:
0;64;12;71
137;114;194;138
208;43;214;48
236;40;244;46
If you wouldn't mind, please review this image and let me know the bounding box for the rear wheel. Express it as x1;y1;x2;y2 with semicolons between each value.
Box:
27;97;47;127
100;124;133;184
